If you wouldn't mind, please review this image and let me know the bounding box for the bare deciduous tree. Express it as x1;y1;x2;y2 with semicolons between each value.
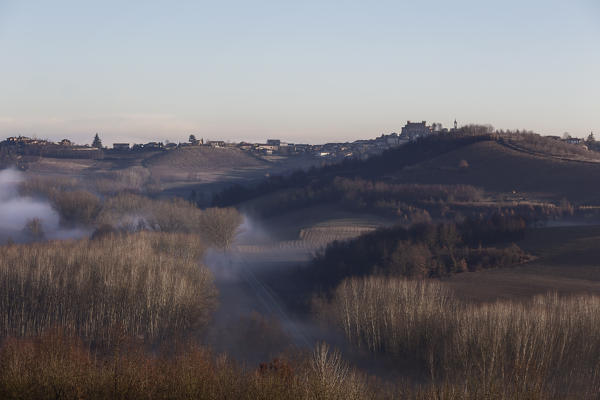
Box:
198;207;243;250
23;218;45;240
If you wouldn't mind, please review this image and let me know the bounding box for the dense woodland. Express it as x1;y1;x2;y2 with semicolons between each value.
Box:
307;215;530;292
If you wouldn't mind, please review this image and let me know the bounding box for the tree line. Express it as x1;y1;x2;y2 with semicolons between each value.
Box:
307;214;530;292
318;277;600;398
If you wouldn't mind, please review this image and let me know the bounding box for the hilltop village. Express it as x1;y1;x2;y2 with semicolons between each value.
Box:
1;120;594;164
0;121;453;161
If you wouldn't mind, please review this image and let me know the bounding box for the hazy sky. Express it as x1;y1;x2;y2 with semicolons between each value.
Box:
0;1;598;145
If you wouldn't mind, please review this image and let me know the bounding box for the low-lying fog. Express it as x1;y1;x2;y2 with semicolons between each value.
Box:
202;215;343;363
0;169;87;243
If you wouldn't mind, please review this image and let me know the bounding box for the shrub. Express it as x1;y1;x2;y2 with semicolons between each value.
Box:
0;333;379;400
50;189;101;225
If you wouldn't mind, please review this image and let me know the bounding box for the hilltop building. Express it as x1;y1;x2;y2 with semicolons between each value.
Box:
207;140;226;148
400;121;432;140
112;143;130;151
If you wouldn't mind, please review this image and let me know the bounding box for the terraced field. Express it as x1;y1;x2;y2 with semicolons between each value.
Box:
235;217;382;262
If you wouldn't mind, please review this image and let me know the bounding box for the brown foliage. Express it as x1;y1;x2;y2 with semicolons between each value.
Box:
50;189;101;225
0;332;378;400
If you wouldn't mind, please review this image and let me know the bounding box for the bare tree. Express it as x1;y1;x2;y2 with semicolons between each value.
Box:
199;207;243;250
23;218;45;240
587;132;595;144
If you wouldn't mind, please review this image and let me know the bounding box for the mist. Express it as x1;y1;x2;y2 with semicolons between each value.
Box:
0;169;88;243
202;214;346;364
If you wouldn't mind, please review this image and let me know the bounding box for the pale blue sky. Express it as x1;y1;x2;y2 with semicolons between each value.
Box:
0;0;598;145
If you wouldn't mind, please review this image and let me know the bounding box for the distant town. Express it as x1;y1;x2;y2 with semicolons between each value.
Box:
1;120;593;161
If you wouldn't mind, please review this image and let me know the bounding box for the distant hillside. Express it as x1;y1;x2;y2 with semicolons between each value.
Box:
145;146;269;183
213;132;600;217
392;140;600;203
146;146;266;171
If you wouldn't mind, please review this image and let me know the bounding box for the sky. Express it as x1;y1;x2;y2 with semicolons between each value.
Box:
0;0;598;145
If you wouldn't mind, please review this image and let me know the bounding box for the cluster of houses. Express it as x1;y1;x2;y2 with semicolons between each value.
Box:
7;121;589;162
108;121;448;160
0;121;449;161
107;132;411;160
0;136;103;159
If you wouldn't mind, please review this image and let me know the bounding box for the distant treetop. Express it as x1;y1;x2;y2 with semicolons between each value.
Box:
92;133;102;149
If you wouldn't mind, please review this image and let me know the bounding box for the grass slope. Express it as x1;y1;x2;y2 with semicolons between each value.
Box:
391;140;600;203
444;225;600;301
146;146;266;171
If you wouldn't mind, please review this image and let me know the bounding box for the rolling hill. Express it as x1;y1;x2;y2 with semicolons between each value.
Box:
145;146;268;180
391;139;600;203
215;133;600;211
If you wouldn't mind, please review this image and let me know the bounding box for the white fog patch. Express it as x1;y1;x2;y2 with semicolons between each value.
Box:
0;169;88;243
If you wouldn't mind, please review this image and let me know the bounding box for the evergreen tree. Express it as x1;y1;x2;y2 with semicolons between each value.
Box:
587;132;595;144
92;133;103;149
189;134;197;144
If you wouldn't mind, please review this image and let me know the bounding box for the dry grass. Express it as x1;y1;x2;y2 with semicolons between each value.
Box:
0;232;217;345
